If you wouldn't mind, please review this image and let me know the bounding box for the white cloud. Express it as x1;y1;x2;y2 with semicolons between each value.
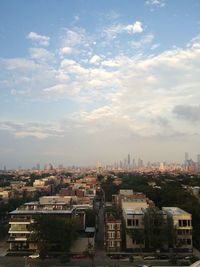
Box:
145;0;165;8
89;55;101;65
101;59;119;67
27;32;50;46
74;15;80;21
104;21;143;38
29;48;54;62
60;46;73;55
43;84;66;94
125;21;143;33
2;29;200;141
151;43;160;50
0;121;64;139
1;58;39;71
61;28;88;48
131;33;154;49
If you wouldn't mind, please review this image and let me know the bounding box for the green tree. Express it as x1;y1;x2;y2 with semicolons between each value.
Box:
128;228;144;255
166;215;177;249
144;207;167;250
33;215;79;260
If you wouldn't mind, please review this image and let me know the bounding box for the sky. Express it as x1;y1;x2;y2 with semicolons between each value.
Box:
0;0;200;168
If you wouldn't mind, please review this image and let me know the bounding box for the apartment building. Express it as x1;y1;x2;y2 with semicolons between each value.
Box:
112;190;154;210
111;190;193;252
123;208;145;250
7;196;87;252
163;207;192;251
104;212;122;252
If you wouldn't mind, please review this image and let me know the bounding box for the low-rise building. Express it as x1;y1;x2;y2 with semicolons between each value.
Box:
163;207;192;251
123;208;145;250
104;212;122;252
7;196;90;252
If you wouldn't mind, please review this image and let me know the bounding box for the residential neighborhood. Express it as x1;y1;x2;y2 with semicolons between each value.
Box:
1;167;200;266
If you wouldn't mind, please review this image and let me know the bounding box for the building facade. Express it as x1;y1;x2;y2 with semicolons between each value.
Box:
8;196;87;252
163;207;192;251
104;212;122;252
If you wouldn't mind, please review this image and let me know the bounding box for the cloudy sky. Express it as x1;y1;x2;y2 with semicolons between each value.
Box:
0;0;200;168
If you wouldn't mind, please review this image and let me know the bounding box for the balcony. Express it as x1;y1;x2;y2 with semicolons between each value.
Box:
9;218;33;224
9;226;32;234
8;236;27;242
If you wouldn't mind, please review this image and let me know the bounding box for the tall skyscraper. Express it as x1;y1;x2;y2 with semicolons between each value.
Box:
197;154;200;164
128;154;131;166
36;163;40;170
138;158;143;168
185;152;189;162
197;154;200;171
132;158;135;168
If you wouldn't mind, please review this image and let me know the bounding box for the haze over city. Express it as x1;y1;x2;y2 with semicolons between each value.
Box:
0;0;200;168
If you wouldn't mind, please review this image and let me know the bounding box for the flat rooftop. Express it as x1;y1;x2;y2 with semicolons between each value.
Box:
9;209;74;215
162;207;190;215
119;189;133;195
124;208;145;215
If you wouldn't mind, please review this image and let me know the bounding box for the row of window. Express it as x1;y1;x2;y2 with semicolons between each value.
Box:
178;220;191;227
107;223;121;230
177;229;192;235
107;231;121;239
127;219;139;227
177;238;192;245
108;241;121;247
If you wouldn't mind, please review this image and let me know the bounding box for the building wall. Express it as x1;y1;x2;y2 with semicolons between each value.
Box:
123;212;144;249
105;214;122;252
162;207;193;250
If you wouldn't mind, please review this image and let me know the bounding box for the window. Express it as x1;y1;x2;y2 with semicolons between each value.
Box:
108;223;114;230
177;229;182;235
127;219;132;226
135;219;139;226
187;239;191;245
116;223;120;230
108;232;114;238
109;241;114;247
117;231;120;238
183;220;187;227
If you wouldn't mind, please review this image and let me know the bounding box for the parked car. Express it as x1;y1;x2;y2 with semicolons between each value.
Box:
72;254;87;259
158;255;169;259
110;255;124;259
144;256;156;260
29;253;40;259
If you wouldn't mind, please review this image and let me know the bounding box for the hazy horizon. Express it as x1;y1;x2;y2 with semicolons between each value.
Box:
1;0;200;169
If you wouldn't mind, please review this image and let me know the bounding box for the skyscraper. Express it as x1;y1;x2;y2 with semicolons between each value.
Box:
127;153;130;168
185;152;189;166
197;154;200;171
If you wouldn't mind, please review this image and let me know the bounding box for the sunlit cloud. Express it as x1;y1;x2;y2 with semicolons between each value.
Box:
27;32;50;46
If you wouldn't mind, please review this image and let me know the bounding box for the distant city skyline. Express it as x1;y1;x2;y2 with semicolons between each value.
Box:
0;0;200;168
1;151;200;170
